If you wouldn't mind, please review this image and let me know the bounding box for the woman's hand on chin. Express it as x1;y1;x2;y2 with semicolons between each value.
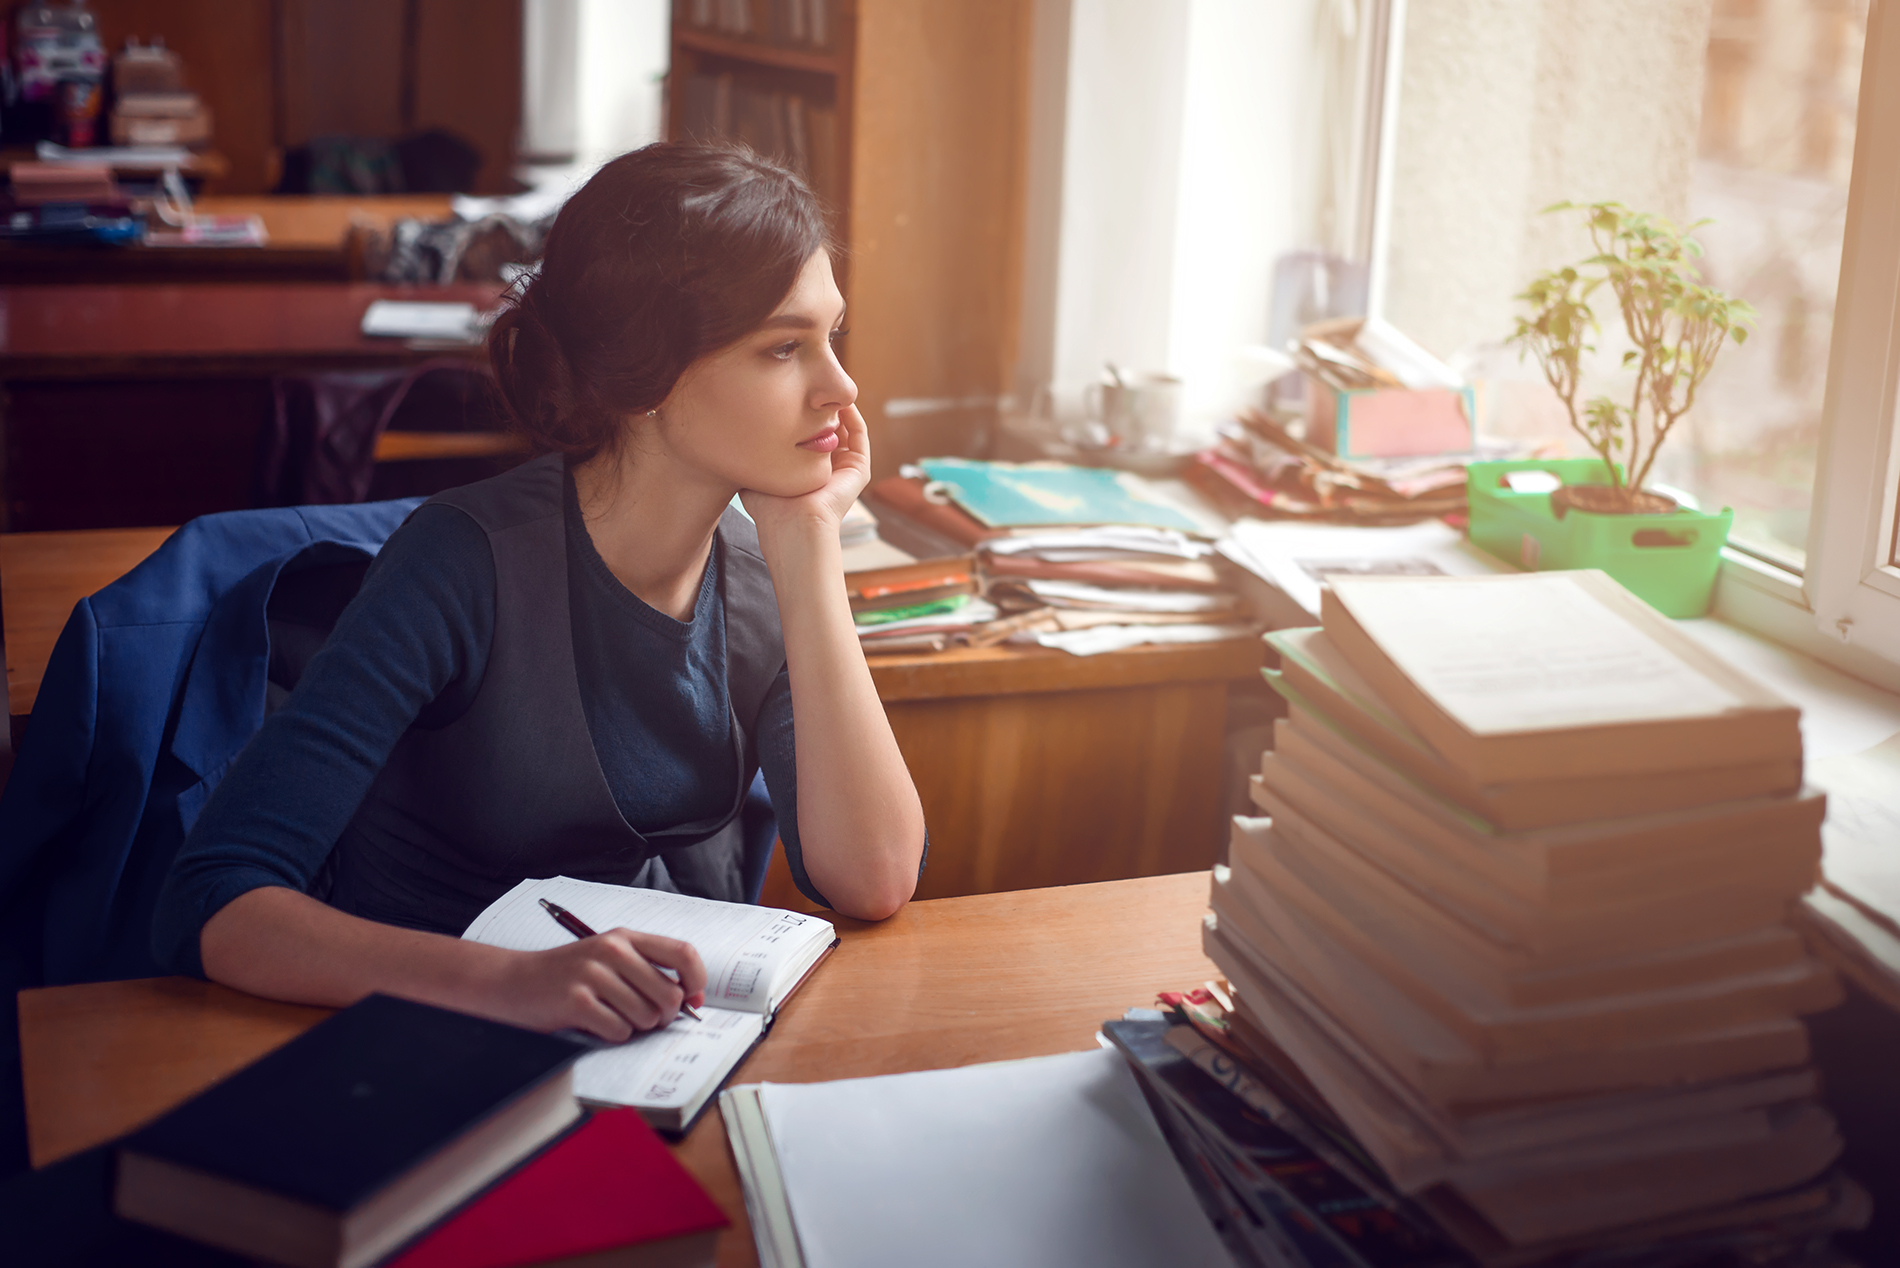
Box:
740;404;872;549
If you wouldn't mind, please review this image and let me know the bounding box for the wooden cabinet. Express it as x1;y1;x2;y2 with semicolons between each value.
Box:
77;0;521;195
667;0;1033;475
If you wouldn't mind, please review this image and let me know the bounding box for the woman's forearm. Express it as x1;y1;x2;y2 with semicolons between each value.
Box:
202;885;518;1012
762;518;926;920
199;886;709;1039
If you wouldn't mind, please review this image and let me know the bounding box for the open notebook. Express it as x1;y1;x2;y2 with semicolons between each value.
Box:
463;876;837;1133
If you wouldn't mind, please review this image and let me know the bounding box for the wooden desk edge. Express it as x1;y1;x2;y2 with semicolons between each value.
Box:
868;635;1265;701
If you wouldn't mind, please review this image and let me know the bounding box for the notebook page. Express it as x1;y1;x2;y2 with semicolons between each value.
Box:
1333;575;1745;734
462;876;833;1013
753;1048;1230;1268
574;1009;765;1110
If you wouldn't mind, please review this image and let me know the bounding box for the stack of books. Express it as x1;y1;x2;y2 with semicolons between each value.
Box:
678;71;841;204
680;0;838;50
1204;570;1863;1262
110;994;727;1268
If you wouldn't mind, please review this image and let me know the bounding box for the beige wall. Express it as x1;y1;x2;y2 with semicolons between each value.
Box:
1381;0;1714;366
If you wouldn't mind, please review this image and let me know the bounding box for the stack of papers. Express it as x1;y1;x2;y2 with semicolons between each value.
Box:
976;523;1255;657
1218;517;1509;628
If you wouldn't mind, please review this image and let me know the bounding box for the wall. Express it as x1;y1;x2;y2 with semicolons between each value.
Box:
1017;0;1328;440
1168;0;1325;430
1044;1;1192;415
521;0;669;169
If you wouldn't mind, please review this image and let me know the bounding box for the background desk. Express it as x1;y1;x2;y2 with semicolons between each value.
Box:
2;530;1260;890
0;195;458;285
16;872;1219;1268
0;281;499;532
863;640;1261;897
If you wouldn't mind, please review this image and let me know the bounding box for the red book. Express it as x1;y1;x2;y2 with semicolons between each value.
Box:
388;1110;728;1268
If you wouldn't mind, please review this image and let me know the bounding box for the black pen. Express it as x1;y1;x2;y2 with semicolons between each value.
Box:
537;896;703;1022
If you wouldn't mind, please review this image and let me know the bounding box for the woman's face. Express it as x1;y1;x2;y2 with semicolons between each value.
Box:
649;248;856;498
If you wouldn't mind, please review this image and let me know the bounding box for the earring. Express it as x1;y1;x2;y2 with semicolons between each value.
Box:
645;409;658;417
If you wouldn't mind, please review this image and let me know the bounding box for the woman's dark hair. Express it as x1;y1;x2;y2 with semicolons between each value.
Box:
489;143;831;457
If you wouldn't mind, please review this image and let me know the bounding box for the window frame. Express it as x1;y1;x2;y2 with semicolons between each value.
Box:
1803;0;1900;668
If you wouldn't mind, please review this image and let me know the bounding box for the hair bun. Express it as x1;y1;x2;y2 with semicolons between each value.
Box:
485;142;830;461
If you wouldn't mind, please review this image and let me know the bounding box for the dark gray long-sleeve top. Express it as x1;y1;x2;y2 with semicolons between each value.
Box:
151;475;825;977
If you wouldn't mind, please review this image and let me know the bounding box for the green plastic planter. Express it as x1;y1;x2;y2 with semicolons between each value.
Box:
1467;459;1733;618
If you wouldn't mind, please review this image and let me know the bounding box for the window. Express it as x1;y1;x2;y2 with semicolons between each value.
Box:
1375;0;1900;677
1379;0;1867;573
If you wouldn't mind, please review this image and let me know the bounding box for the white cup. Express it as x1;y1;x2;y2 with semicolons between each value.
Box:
1082;373;1182;452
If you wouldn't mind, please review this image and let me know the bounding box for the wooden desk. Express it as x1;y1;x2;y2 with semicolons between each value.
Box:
867;639;1262;897
17;871;1220;1267
0;196;457;285
0;281;499;531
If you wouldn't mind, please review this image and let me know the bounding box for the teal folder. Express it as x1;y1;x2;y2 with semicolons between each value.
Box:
918;458;1202;532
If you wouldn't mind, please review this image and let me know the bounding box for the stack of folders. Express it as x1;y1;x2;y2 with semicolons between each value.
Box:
846;555;1001;654
1206;570;1868;1263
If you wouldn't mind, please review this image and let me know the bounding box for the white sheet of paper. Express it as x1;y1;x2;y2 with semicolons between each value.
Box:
1022;578;1234;613
1809;729;1900;929
360;300;478;340
1017;621;1259;657
753;1048;1230;1268
1332;574;1746;734
1222;518;1508;620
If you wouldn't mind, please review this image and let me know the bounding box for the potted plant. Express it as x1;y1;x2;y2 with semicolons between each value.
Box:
1468;201;1758;616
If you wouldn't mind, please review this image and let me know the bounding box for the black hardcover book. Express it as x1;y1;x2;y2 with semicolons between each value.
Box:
115;994;586;1268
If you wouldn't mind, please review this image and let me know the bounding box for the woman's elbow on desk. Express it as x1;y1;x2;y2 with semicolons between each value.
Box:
828;875;917;923
804;827;926;922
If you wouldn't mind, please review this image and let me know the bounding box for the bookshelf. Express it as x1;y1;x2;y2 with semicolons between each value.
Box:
667;0;1034;474
667;1;857;266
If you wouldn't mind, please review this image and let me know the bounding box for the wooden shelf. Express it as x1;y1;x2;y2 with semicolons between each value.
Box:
674;27;848;77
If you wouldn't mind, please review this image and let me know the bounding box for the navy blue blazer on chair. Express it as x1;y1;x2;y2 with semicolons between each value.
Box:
0;499;418;1173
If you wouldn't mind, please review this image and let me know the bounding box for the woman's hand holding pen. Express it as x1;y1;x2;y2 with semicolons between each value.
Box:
494;929;708;1042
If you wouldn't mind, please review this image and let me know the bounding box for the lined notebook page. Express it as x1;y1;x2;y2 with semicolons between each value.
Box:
573;1010;765;1110
462;876;832;1013
1332;574;1746;734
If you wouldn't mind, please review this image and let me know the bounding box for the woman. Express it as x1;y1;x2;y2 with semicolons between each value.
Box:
151;144;927;1042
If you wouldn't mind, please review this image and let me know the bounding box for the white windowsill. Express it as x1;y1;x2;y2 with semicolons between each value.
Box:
1694;548;1900;759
